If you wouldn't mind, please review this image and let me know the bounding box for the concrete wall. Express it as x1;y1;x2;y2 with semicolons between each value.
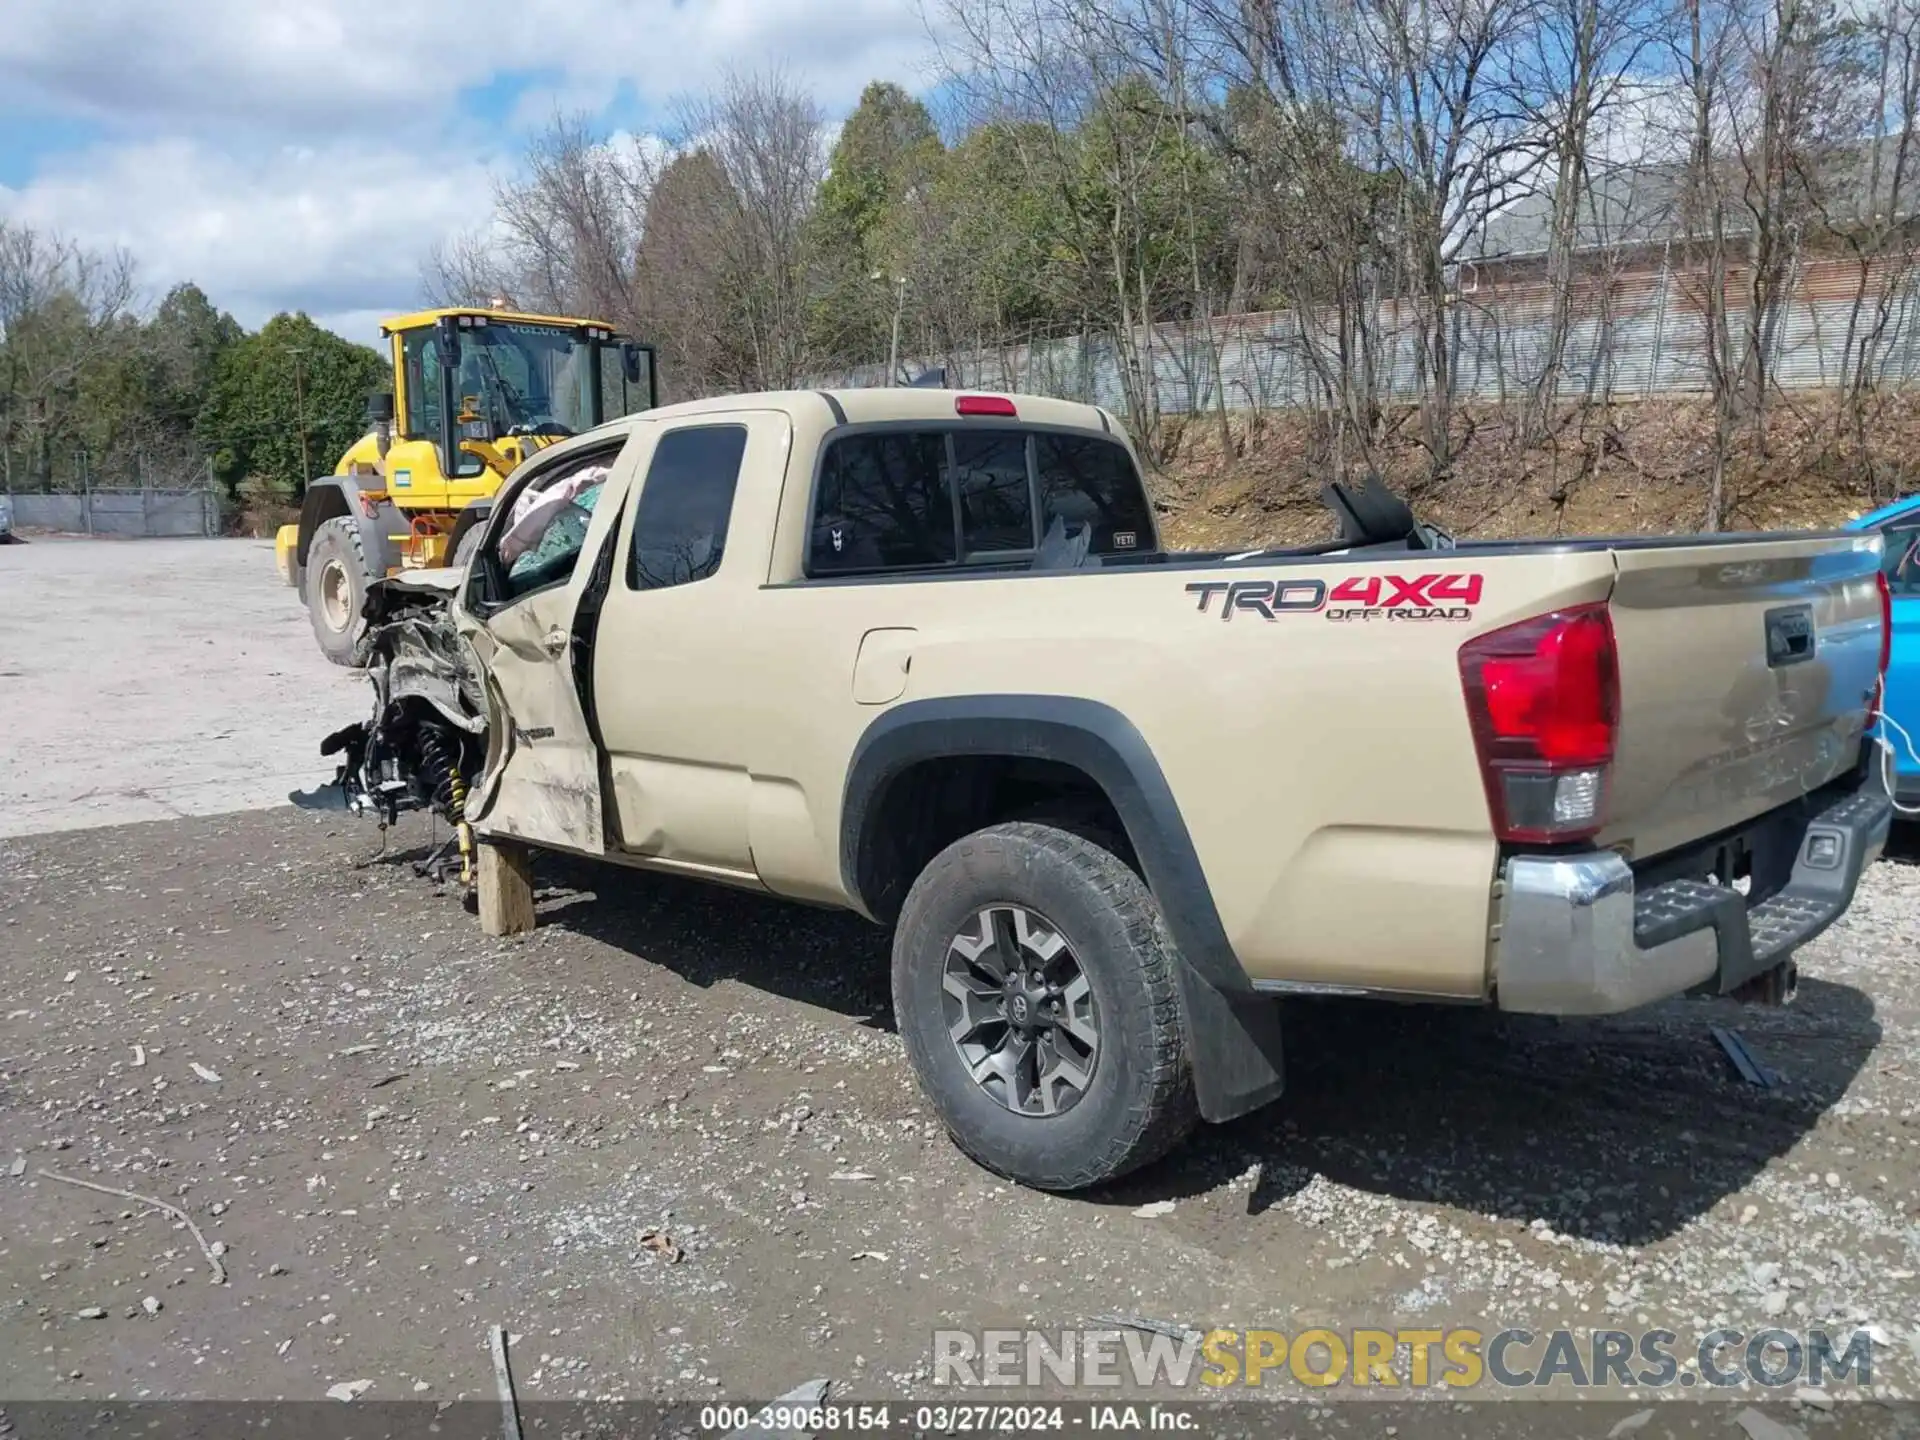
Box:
9;488;219;539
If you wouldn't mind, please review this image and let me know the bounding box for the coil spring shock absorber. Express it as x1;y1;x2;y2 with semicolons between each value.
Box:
415;725;476;888
415;726;461;816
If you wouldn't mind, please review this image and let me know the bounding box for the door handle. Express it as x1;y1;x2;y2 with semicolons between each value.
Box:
542;625;569;657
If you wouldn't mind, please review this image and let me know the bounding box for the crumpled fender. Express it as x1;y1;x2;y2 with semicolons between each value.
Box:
362;576;487;736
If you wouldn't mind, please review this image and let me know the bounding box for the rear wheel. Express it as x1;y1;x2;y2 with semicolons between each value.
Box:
892;820;1198;1191
305;516;374;668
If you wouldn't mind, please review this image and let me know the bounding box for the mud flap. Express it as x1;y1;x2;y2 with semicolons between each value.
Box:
1173;959;1286;1123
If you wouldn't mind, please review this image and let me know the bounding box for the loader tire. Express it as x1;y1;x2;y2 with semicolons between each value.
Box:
892;821;1198;1192
306;516;374;668
452;524;484;574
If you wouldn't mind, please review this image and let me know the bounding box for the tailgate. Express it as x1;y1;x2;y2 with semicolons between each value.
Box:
1601;533;1884;860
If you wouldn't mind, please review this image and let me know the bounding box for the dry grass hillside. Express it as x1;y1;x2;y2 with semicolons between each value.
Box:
1150;391;1920;550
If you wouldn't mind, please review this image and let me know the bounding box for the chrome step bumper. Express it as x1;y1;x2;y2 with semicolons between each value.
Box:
1494;777;1891;1015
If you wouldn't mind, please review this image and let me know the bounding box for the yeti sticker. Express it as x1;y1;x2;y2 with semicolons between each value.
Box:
831;525;846;553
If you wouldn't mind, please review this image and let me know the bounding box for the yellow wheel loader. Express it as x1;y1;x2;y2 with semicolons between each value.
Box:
274;307;657;666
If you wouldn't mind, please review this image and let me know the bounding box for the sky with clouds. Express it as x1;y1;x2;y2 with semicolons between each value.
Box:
0;0;938;344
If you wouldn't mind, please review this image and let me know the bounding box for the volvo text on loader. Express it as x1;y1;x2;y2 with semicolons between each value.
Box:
275;306;657;665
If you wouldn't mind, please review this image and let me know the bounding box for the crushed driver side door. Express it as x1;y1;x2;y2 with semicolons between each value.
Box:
452;434;637;856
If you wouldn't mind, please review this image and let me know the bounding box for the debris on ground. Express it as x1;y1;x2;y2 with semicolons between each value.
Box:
1732;1408;1809;1440
639;1227;683;1263
730;1379;832;1440
1132;1200;1176;1218
1712;1025;1783;1087
325;1380;373;1402
489;1325;522;1440
35;1169;229;1284
1090;1314;1205;1344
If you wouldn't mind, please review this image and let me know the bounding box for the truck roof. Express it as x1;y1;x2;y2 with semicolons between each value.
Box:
631;387;1123;436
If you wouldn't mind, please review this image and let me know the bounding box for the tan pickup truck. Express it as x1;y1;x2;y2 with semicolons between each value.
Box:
349;386;1893;1190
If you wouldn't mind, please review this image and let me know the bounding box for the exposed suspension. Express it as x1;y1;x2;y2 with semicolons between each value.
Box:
315;571;488;894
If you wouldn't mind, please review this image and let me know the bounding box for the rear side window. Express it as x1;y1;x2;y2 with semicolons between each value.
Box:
805;425;1154;577
627;424;747;590
1036;434;1153;554
810;432;957;575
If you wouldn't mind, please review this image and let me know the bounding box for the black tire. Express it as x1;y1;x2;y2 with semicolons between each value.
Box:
451;523;484;574
892;820;1199;1191
305;516;374;668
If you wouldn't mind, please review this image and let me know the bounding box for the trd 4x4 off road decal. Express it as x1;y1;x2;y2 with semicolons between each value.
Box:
1186;573;1484;623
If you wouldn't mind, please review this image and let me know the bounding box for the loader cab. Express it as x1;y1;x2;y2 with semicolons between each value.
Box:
376;308;658;510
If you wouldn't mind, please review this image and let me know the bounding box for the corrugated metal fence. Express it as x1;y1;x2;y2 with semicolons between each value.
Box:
815;255;1920;415
6;486;221;539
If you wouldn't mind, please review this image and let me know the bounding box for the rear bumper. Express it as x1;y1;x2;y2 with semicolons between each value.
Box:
1495;773;1890;1015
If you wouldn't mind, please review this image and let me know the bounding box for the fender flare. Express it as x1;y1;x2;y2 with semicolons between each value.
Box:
841;694;1285;1123
297;477;404;577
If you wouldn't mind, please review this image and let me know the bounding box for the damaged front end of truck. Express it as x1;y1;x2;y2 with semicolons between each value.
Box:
317;570;489;887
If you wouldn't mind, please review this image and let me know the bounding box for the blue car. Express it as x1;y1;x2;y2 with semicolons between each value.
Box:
1848;496;1920;805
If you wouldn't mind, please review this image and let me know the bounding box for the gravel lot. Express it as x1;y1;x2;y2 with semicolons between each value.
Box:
0;537;363;838
3;538;1920;1430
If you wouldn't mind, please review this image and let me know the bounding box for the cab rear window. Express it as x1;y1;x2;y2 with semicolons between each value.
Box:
807;426;1153;578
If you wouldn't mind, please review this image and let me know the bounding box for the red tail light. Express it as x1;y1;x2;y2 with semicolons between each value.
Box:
956;394;1017;417
1874;570;1893;721
1459;603;1620;844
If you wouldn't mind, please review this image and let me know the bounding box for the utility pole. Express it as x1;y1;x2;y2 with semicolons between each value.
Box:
888;276;908;386
287;345;312;482
874;272;909;386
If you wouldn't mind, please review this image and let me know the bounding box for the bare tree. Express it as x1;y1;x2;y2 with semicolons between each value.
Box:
1724;0;1868;449
1171;0;1545;479
669;68;830;390
1824;0;1920;498
1676;0;1744;530
635;148;748;398
420;113;658;331
422;231;514;309
1183;1;1405;475
929;0;1219;458
1517;0;1659;440
496;113;658;329
1355;0;1547;478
